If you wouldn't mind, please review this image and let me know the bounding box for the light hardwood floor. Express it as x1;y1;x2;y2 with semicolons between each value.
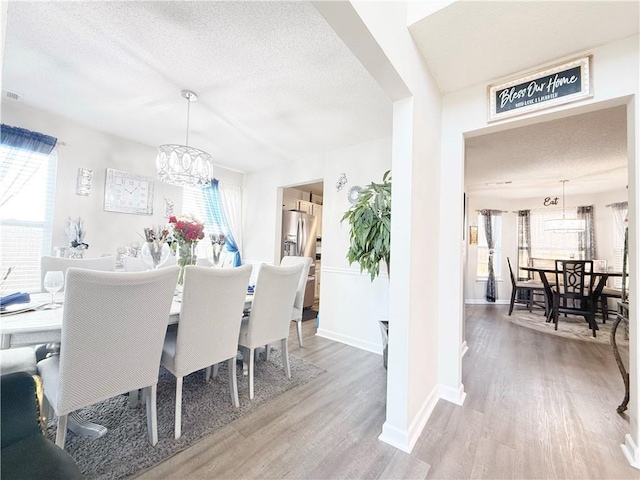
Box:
136;305;637;479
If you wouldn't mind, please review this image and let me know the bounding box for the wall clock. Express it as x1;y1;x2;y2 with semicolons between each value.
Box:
104;168;154;215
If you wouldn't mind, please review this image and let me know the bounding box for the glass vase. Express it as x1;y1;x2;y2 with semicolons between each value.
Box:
141;241;171;270
177;241;197;285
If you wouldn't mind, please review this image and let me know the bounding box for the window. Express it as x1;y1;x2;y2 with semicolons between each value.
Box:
477;213;502;278
611;203;628;288
0;147;57;293
530;207;583;259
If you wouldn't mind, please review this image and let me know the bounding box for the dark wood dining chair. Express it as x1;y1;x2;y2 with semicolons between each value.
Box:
552;259;597;337
507;257;545;315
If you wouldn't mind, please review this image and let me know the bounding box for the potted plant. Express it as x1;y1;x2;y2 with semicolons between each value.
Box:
341;170;391;367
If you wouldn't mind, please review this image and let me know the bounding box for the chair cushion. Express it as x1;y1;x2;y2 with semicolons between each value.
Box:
516;281;544;289
601;287;622;297
0;348;37;376
1;434;84;480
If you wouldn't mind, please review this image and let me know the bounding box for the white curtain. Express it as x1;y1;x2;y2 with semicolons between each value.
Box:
218;182;243;260
612;201;628;239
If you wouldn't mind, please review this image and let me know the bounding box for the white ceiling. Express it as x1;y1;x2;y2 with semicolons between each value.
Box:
2;1;393;173
409;1;640;95
409;1;637;199
465;105;628;199
3;1;637;198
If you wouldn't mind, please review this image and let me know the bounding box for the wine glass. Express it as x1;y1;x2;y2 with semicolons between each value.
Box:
43;271;64;309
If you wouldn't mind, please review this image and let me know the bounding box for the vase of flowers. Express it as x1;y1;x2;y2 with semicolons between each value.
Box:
66;217;89;259
209;233;226;267
168;214;205;285
141;226;171;269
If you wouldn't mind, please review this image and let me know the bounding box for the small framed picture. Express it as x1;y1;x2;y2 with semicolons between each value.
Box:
469;226;478;245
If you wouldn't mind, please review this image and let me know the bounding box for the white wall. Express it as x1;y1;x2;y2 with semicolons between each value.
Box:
2;102;243;257
242;136;391;352
321;1;444;454
442;35;639;466
466;190;628;303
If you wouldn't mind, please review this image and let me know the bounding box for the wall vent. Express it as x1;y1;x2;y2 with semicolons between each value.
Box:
2;90;23;101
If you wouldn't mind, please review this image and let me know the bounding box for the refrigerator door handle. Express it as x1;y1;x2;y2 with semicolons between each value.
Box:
296;218;304;256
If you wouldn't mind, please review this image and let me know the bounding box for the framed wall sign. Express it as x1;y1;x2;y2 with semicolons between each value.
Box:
488;55;592;122
104;168;154;215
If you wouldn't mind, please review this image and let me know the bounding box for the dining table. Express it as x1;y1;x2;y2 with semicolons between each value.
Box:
0;291;254;439
520;264;623;328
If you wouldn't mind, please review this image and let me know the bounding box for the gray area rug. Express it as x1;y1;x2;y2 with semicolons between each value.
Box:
504;306;629;347
46;349;325;480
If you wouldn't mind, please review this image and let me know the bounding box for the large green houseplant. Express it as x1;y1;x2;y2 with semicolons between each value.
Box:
341;170;391;280
341;170;391;367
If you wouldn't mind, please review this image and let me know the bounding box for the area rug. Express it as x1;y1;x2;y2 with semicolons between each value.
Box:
504;306;629;346
46;350;325;480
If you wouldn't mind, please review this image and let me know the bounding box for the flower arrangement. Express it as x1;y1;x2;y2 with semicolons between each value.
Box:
66;217;89;258
168;215;205;243
168;214;205;284
210;233;226;266
144;226;170;243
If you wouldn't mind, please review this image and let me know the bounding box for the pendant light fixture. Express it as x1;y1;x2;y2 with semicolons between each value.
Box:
156;90;214;188
544;180;585;232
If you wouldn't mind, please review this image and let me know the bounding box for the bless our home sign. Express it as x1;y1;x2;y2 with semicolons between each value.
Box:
488;55;592;122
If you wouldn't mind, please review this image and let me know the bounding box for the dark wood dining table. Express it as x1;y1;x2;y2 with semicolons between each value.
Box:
520;264;623;329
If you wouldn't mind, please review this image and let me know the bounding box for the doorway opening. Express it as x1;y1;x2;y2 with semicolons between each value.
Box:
281;181;324;323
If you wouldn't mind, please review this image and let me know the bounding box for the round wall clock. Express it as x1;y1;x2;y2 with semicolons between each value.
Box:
347;185;362;205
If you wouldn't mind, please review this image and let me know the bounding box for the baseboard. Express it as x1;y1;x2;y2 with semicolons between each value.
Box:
461;341;469;358
316;328;382;355
439;383;467;406
621;434;640;469
465;299;510;305
378;384;439;453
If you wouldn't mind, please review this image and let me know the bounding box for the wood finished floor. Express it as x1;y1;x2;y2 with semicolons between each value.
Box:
135;305;637;479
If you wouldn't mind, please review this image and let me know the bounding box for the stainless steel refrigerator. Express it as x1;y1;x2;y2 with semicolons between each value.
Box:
281;210;317;258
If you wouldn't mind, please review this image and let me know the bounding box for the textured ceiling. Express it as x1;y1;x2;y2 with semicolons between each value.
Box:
3;1;393;173
465;106;628;199
409;1;640;94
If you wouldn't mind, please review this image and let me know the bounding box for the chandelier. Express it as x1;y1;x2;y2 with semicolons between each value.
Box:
156;90;214;188
544;180;585;232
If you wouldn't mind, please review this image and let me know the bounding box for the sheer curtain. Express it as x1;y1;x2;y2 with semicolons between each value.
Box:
218;181;243;264
1;124;57;206
481;209;501;302
577;205;596;259
202;180;242;266
517;210;531;280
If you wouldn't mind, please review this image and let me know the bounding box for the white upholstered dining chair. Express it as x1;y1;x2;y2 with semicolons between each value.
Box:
160;264;252;439
238;263;303;400
280;256;313;347
37;266;179;448
40;255;116;291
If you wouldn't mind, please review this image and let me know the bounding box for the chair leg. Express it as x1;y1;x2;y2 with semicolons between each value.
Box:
145;384;158;446
264;344;270;362
509;289;516;315
175;376;183;439
228;357;239;408
601;296;608;323
55;414;68;449
296;319;304;347
552;294;559;331
128;389;139;408
281;338;291;379
248;348;255;400
213;363;219;378
205;366;211;381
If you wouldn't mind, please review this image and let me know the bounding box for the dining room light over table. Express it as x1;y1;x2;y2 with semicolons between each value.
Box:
156;90;214;188
544;179;586;232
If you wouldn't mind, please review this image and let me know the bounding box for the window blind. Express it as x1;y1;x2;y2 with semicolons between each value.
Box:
0;148;57;293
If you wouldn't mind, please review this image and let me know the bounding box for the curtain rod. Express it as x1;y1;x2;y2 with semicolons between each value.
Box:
605;202;627;208
475;209;509;213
